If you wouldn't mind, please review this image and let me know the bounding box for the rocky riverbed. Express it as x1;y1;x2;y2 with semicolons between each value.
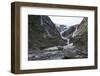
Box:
28;44;87;60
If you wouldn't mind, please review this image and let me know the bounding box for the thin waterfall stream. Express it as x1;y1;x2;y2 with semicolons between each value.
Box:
60;27;73;47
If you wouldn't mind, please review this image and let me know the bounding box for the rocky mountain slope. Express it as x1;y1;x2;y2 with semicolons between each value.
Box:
28;15;66;51
70;17;88;58
71;17;88;47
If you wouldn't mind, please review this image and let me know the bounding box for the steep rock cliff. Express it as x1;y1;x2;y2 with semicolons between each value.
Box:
28;15;66;50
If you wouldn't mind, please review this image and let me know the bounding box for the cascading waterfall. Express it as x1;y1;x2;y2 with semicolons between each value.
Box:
60;29;70;45
59;27;74;47
67;39;70;45
72;26;78;37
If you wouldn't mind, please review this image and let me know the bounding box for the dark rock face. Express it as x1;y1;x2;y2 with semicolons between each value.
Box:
62;26;76;37
28;15;66;51
56;25;68;32
71;17;88;46
70;17;88;58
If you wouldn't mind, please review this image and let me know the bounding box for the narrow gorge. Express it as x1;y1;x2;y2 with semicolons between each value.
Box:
28;15;88;60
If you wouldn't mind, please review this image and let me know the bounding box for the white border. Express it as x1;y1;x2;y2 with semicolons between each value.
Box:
20;6;95;70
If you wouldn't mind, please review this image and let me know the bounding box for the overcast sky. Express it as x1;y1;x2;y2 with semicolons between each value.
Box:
49;16;83;26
